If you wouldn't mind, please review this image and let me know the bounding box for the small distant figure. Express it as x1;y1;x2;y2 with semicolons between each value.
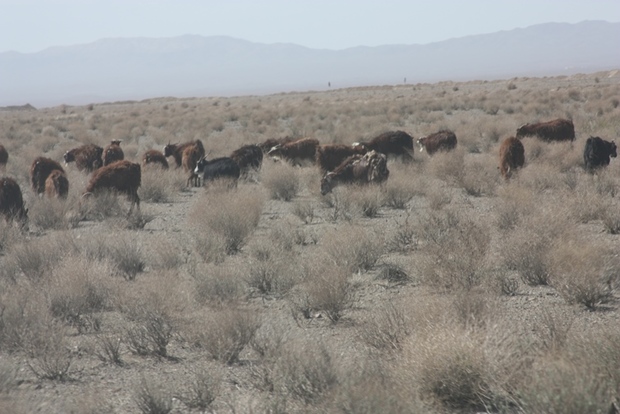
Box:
328;82;331;88
404;77;407;84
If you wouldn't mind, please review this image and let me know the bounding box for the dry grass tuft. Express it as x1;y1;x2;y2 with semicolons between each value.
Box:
262;161;301;201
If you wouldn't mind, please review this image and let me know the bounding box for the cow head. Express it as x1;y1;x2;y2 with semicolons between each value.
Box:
63;150;75;164
610;141;618;158
110;139;122;146
516;124;530;138
163;142;176;157
320;172;336;195
416;137;427;152
267;144;284;162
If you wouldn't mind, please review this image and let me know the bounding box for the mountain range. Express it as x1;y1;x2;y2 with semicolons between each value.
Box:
1;20;619;108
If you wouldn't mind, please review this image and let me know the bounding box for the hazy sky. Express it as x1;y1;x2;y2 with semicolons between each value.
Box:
1;0;619;53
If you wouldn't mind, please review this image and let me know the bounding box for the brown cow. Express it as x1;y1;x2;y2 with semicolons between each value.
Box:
84;160;141;215
320;150;389;195
315;143;367;172
103;140;125;166
499;137;525;180
142;149;169;169
0;177;28;225
268;138;319;166
257;136;296;153
0;145;8;170
182;140;206;187
516;118;575;142
164;141;200;167
44;169;69;199
30;157;65;195
230;144;263;174
417;130;458;155
64;144;103;172
353;130;414;161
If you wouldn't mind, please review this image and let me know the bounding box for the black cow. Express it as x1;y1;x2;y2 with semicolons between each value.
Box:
584;136;617;172
194;156;241;187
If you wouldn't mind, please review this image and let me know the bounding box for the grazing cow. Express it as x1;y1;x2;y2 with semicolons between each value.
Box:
0;177;28;225
320;150;389;195
194;156;241;187
182;140;206;187
267;138;320;166
584;136;617;172
30;157;65;195
417;130;458;155
64;144;103;173
353;130;414;161
142;149;169;169
315;143;368;173
257;136;296;154
103;140;124;166
230;144;263;173
499;137;525;180
0;145;8;170
44;169;69;199
516;118;575;142
164;141;198;167
84;160;141;215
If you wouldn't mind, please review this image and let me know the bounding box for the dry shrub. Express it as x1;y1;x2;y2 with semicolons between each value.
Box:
320;225;384;273
494;184;535;231
0;287;49;352
406;328;494;411
28;196;72;230
151;239;184;270
262;161;300;201
78;190;129;221
246;248;302;297
180;368;221;411
25;318;74;381
125;309;174;358
5;233;76;282
357;301;412;351
425;186;452;210
193;264;245;305
96;234;145;280
275;340;339;404
188;186;264;257
189;308;261;364
547;238;617;309
296;262;352;323
95;334;123;365
416;208;490;291
347;185;384;217
47;255;114;331
134;377;173;414
139;166;186;203
427;147;466;184
458;157;499;197
0;359;18;394
291;200;315;224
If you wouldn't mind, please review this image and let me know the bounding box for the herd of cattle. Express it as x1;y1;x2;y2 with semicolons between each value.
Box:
0;117;617;226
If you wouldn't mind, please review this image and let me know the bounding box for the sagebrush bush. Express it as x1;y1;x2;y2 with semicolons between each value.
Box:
262;161;300;201
193;265;245;305
139;166;186;203
28;196;72;230
189;186;264;256
358;301;411;351
320;225;384;273
134;377;172;414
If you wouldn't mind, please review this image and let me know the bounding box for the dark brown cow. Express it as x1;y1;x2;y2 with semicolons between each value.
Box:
0;177;28;225
320;150;389;195
516;118;575;142
30;157;65;195
142;149;169;169
182;140;206;187
257;136;296;153
417;130;458;155
84;160;141;215
0;145;8;170
44;170;69;199
499;137;525;180
230;144;263;173
64;144;103;172
103;140;125;166
315;143;367;172
267;138;320;166
353;130;414;161
584;136;617;172
164;141;199;167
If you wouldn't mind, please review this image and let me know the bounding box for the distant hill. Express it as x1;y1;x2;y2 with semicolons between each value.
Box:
1;21;619;107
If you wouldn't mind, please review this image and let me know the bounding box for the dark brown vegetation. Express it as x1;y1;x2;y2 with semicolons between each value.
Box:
1;70;620;413
516;117;575;142
63;143;103;172
30;156;65;194
102;139;125;166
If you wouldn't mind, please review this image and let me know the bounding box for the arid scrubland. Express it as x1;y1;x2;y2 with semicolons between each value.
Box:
1;70;620;413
